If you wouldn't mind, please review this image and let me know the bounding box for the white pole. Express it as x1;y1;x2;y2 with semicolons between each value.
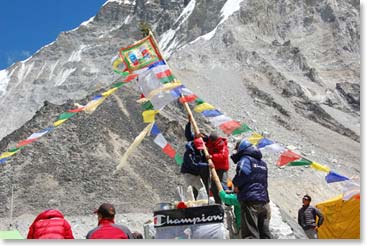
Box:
9;185;14;230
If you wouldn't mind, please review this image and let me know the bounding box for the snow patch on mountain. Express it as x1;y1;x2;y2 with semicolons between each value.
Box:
68;45;88;62
159;0;197;58
48;60;60;80
220;0;243;24
54;68;77;86
191;0;244;43
103;0;134;7
0;70;10;96
81;16;95;27
174;0;196;26
16;61;34;85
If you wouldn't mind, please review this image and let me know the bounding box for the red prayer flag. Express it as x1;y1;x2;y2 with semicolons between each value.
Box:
179;94;198;103
219;120;241;135
155;69;172;79
276;149;302;166
67;107;86;113
16;139;37;148
162;144;176;158
123;73;138;82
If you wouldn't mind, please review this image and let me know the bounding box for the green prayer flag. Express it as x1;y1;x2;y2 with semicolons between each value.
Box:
58;112;76;120
174;153;183;166
232;124;253;135
8;147;24;153
160;75;175;84
112;82;124;88
287;158;312;166
195;98;204;105
141;101;154;110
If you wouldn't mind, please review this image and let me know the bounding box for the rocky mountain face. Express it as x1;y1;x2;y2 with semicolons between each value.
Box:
0;0;360;237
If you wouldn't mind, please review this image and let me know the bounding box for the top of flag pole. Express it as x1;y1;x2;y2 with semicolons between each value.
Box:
118;32;163;73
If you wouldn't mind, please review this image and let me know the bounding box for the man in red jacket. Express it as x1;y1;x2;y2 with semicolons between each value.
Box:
86;203;134;239
27;209;74;239
205;132;229;204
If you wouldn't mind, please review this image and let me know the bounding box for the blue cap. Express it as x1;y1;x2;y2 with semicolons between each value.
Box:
238;139;252;152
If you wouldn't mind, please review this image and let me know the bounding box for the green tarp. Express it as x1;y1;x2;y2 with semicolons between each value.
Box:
0;230;23;239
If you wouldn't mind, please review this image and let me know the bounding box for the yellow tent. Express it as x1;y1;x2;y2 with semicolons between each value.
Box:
316;194;360;239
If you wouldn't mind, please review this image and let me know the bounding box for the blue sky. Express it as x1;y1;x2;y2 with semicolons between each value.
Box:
0;0;107;70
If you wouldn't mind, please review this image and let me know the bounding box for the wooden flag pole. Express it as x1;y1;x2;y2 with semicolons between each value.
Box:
181;101;224;194
149;30;224;196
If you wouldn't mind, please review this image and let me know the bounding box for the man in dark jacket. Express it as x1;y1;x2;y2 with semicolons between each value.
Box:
86;203;133;239
181;140;211;199
298;195;324;239
182;122;214;198
185;121;229;204
231;139;271;239
27;209;74;239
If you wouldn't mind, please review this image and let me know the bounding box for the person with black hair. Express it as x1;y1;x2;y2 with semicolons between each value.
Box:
86;203;133;239
298;195;324;239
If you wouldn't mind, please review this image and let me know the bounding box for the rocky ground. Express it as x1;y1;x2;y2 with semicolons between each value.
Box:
0;201;305;239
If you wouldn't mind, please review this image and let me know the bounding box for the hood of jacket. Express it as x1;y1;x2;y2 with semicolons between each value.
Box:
231;146;262;163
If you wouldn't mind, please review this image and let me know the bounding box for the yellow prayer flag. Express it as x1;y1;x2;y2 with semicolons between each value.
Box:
112;57;122;70
0;151;18;159
102;88;118;97
248;132;264;145
194;102;215;113
142;110;159;123
53;119;67;127
311;162;331;173
84;97;106;114
145;82;182;100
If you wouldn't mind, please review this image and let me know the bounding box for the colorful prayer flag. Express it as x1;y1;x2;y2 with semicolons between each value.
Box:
163;144;176;158
27;127;53;140
208;115;232;127
342;180;360;200
248;132;264;146
153;133;168;149
232;123;252;135
201;109;223;118
68;107;86;113
174;153;183;166
287;158;312;166
257;138;273;148
325;171;350;183
194;102;216;113
123;74;138;83
219;120;241;135
150;123;161;136
84;97;106;114
58;112;76;121
260;143;285;153
119;34;163;72
276;149;302;166
142;110;159;123
102;87;118;97
310;162;330;173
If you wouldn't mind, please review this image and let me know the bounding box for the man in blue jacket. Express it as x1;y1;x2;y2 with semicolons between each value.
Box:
231;139;271;239
181;122;213;199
